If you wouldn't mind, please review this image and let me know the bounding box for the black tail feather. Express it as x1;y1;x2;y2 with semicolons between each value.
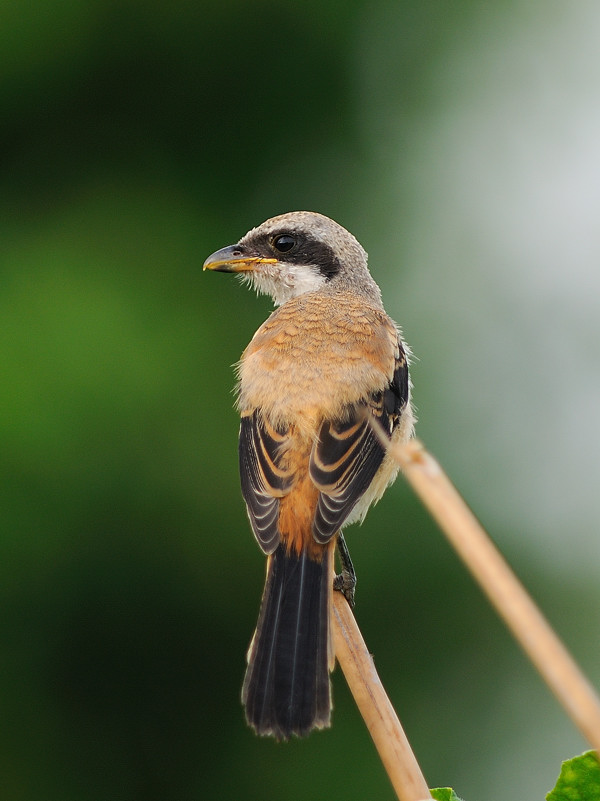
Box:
242;543;333;740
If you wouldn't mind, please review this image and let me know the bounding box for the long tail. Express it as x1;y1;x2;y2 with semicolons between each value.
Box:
242;542;334;740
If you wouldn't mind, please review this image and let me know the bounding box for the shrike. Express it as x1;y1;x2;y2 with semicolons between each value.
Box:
204;211;414;740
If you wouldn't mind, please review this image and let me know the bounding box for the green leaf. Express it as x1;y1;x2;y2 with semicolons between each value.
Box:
546;751;600;801
431;789;464;801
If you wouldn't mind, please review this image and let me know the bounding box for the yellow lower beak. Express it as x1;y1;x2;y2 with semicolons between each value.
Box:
203;245;277;273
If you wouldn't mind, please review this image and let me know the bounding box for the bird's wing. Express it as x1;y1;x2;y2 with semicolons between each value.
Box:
309;342;409;543
239;411;295;554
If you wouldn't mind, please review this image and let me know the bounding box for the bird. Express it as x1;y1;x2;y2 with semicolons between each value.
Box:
203;211;414;740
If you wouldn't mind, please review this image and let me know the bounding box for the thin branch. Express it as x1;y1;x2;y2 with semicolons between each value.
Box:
373;430;600;756
332;591;433;801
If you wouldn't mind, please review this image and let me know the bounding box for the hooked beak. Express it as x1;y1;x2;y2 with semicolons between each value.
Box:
203;244;278;273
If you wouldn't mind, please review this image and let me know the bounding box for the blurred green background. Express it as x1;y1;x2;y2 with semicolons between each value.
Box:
2;1;600;799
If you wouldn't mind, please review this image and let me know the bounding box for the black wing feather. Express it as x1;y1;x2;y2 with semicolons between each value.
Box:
310;414;385;543
384;348;409;420
239;412;294;554
309;339;410;544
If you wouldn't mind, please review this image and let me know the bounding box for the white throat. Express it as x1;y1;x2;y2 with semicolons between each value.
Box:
243;262;327;306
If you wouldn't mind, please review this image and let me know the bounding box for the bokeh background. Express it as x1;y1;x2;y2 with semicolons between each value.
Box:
2;1;600;799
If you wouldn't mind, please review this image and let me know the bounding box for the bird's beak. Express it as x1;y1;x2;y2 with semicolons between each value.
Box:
203;245;278;273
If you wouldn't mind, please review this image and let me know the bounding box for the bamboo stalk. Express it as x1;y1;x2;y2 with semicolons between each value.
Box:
377;433;600;755
332;590;433;801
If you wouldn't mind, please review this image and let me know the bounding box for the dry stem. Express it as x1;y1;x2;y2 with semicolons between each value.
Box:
376;432;600;755
332;591;432;801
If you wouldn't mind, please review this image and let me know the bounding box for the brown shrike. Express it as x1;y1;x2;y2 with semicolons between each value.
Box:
204;211;414;740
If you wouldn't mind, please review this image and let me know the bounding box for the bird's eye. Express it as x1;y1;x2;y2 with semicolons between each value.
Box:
272;234;296;253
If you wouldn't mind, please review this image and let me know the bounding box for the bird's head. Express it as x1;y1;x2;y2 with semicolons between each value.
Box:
203;211;381;306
